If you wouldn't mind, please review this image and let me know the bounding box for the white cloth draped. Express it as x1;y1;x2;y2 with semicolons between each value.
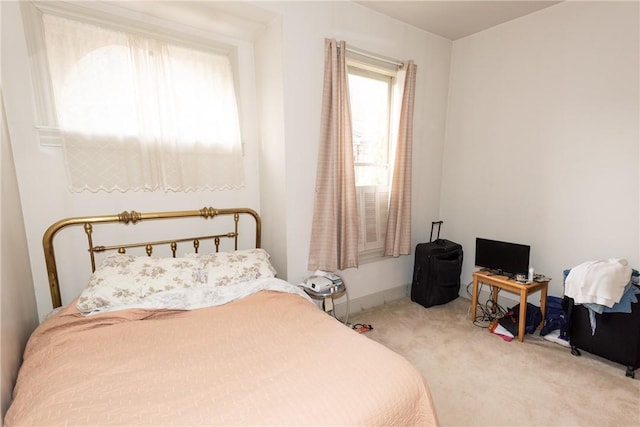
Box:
82;277;311;316
565;258;632;307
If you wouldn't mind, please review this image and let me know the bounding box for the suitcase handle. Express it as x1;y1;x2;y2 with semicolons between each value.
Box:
430;221;443;243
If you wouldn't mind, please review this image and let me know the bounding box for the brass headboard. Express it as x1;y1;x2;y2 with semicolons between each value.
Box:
43;207;261;309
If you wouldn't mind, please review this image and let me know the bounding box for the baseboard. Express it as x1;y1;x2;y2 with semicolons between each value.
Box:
329;283;526;321
332;284;409;319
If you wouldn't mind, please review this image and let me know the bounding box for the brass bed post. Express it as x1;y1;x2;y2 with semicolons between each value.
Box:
43;214;123;308
84;223;97;272
234;213;239;250
43;228;63;309
241;208;261;248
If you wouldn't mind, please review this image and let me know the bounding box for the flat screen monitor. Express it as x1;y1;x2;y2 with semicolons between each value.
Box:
475;238;530;277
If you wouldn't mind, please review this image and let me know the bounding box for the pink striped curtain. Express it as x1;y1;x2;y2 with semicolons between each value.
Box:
384;61;417;257
307;39;359;271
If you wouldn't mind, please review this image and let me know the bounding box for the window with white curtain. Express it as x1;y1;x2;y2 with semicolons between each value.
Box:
347;59;396;258
28;7;244;192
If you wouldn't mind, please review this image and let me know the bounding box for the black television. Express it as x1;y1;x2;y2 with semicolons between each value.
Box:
475;238;530;278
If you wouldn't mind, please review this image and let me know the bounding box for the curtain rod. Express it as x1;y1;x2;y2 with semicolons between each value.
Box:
345;46;403;67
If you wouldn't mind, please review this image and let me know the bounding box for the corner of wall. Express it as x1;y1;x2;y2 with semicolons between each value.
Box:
254;14;289;278
1;89;39;419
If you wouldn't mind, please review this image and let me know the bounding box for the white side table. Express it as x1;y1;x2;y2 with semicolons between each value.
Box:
303;281;348;323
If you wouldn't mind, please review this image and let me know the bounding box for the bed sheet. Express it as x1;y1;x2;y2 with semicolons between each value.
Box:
5;290;438;426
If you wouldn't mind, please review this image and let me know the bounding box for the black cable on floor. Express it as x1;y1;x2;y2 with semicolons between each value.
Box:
466;281;506;328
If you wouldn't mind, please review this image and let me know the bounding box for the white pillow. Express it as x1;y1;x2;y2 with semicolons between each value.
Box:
191;248;277;287
76;254;203;314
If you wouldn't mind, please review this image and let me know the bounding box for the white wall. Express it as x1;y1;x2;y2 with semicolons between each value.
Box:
2;1;267;319
1;89;39;418
441;1;639;300
254;15;289;278
254;1;452;307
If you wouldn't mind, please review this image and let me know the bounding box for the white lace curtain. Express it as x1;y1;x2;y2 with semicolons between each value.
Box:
42;13;244;192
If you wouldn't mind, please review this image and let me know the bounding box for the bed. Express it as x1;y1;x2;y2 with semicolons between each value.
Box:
5;207;438;426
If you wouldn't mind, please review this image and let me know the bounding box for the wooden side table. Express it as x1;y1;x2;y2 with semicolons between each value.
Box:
471;271;549;342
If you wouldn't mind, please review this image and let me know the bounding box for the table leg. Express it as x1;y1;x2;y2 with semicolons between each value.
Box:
490;287;499;313
518;291;527;342
471;276;479;321
540;284;548;330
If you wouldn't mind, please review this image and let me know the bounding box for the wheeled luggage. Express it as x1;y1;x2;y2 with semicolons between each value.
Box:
411;221;463;308
564;269;640;378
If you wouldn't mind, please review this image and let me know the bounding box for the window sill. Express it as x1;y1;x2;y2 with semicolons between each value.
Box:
358;249;389;265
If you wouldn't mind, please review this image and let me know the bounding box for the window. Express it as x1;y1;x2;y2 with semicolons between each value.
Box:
42;14;241;146
22;2;244;192
347;60;396;258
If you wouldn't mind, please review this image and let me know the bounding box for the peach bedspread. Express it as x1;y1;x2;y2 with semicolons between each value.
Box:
5;291;438;426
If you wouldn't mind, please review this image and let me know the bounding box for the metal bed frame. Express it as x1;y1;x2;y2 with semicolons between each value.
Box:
42;207;261;308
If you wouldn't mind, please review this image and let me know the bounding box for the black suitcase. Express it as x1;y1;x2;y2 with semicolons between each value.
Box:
411;221;463;308
565;295;640;378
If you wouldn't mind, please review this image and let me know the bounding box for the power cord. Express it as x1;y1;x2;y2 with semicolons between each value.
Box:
466;281;506;328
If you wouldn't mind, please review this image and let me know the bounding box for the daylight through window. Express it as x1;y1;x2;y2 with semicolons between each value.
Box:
348;62;395;256
36;10;244;192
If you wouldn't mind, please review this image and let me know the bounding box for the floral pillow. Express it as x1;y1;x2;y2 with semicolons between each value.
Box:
191;248;277;287
76;254;203;314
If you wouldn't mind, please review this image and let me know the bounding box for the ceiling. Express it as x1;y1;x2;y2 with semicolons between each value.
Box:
356;1;562;40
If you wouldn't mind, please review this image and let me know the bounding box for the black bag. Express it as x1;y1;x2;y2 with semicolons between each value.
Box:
410;221;463;308
498;303;542;337
540;296;568;338
563;269;640;378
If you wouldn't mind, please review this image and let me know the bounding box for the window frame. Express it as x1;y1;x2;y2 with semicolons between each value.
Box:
346;56;398;262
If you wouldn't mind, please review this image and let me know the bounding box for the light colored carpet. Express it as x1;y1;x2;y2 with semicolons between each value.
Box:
350;297;640;427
